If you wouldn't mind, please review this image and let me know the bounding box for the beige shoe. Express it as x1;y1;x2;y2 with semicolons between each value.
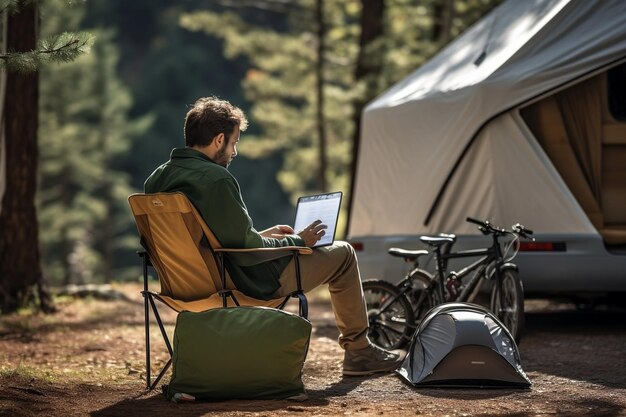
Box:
342;344;405;376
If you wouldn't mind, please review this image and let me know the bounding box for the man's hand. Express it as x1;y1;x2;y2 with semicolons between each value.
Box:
260;225;295;239
297;220;327;247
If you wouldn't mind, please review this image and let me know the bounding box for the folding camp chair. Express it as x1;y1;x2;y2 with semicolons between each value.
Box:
128;192;311;390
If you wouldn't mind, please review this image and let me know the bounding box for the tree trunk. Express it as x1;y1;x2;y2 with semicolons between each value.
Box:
0;2;53;313
433;0;455;45
61;232;72;286
345;0;385;235
315;0;327;193
102;184;114;283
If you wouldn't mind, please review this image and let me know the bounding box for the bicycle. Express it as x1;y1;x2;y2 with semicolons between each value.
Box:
363;217;534;350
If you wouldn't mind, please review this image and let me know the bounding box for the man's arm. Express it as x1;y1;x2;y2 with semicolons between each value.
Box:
195;177;306;249
259;225;295;239
261;222;327;247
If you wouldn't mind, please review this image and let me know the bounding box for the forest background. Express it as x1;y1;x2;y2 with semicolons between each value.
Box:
1;0;501;312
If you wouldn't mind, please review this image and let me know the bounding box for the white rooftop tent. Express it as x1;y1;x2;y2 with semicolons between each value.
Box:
349;0;626;239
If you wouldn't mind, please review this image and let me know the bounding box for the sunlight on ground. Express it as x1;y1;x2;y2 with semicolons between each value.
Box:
0;291;149;387
0;282;333;389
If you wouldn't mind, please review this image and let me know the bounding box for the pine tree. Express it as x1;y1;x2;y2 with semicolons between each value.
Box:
180;0;502;236
180;0;360;207
0;1;93;72
38;0;151;285
0;0;92;313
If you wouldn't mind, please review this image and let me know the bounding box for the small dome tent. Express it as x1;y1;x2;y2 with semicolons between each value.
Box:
397;303;531;388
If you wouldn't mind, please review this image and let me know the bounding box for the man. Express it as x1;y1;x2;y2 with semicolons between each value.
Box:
144;96;402;376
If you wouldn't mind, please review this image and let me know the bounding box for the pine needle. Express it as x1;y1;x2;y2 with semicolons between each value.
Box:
0;32;94;72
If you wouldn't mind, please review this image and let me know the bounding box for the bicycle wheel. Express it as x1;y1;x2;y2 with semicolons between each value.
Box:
490;268;525;343
363;279;415;350
407;269;441;321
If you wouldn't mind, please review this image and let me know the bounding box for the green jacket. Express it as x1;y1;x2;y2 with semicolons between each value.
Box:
144;147;304;300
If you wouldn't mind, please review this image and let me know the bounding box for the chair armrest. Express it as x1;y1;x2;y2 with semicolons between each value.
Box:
214;246;312;255
214;246;312;265
137;250;154;267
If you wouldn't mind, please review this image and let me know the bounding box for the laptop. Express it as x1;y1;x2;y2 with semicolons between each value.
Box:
293;191;342;248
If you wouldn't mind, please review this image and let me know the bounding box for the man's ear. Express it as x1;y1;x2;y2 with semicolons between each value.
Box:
212;133;225;148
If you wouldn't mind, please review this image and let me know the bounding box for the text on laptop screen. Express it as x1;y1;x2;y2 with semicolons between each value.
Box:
294;192;342;247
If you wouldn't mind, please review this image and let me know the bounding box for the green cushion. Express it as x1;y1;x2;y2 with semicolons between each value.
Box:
167;306;312;401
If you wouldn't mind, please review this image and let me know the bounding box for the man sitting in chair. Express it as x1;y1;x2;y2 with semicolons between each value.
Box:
144;96;402;376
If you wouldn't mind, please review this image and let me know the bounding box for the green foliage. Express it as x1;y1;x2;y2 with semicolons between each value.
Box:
81;0;296;236
0;1;94;73
180;0;500;208
38;0;152;285
181;0;360;204
81;1;250;187
0;0;94;72
1;26;93;72
29;0;502;285
382;0;501;84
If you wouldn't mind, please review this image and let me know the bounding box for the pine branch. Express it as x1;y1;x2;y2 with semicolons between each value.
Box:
0;32;94;72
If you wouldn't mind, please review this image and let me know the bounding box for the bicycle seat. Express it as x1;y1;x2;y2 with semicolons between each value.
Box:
388;248;428;261
419;235;455;247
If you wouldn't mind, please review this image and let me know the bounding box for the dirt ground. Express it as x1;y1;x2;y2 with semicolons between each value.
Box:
1;283;625;417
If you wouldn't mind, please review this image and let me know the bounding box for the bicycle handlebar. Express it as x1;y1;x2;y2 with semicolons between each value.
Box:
512;223;534;239
466;217;485;227
466;217;502;235
466;217;533;239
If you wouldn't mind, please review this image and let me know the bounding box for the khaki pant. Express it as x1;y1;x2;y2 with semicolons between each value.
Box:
275;241;370;351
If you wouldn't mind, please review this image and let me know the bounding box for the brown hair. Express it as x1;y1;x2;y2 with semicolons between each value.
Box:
184;97;248;147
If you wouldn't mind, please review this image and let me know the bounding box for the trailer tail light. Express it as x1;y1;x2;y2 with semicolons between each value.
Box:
349;242;364;251
519;242;566;252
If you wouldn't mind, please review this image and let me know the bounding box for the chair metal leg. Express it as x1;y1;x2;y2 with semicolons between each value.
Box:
296;292;308;319
139;250;174;391
141;252;151;389
293;252;303;292
292;252;308;319
148;295;173;356
217;252;228;308
144;294;151;389
141;292;174;390
278;295;290;310
275;251;309;319
277;291;308;320
149;358;172;391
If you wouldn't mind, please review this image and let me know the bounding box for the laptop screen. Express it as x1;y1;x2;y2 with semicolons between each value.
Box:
293;192;342;248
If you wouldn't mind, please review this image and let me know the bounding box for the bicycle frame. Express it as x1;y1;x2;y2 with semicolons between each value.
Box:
431;232;506;304
383;244;500;320
364;218;532;350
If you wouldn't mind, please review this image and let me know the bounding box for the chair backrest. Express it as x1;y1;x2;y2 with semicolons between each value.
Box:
128;192;227;302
